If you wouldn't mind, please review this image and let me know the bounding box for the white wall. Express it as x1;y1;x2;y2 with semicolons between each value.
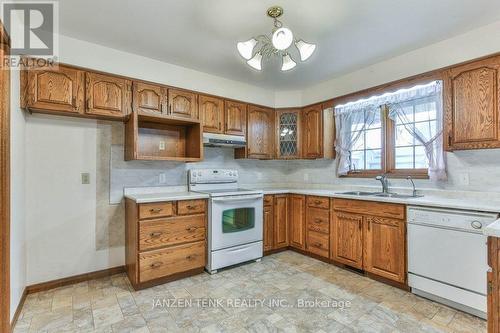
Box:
10;68;26;319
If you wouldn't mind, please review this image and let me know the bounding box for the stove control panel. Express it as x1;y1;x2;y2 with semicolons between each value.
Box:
189;169;238;184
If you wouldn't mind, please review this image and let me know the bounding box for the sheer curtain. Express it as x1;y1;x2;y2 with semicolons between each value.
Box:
334;103;378;176
386;81;446;180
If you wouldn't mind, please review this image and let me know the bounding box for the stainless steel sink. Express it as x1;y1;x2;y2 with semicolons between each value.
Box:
374;193;423;199
337;191;381;196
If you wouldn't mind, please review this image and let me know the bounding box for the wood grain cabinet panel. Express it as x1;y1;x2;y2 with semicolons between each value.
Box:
307;230;329;258
263;194;274;207
363;216;406;283
307;196;330;210
289;194;306;250
225;100;246;136
445;56;500;150
138;202;174;220
274;195;289;249
177;199;206;215
85;72;131;118
331;211;364;269
306;207;330;234
24;65;85;114
302;104;323;158
133;81;167;117
263;204;274;252
247;105;274;159
488;237;500;333
200;95;224;133
168;88;198;119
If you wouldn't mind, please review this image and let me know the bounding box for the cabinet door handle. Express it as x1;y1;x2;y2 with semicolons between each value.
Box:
72;97;76;107
149;208;163;213
368;220;371;231
358;221;362;231
150;262;162;269
149;231;163;238
86;99;91;110
160;103;163;113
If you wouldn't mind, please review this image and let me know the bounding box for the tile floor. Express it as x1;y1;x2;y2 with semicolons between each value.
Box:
13;251;486;332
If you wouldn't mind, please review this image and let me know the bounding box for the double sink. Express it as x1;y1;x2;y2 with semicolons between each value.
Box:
337;191;423;199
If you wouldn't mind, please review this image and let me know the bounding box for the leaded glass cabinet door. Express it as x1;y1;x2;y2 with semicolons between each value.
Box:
276;109;302;159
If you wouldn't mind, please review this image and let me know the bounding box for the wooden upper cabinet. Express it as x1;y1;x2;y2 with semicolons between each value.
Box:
302;104;323;158
445;56;500;150
132;82;167;117
276;109;302;159
289;194;306;250
85;72;131;119
168;88;198;120
23;65;85;114
331;211;363;269
363;216;406;283
274;195;289;249
247;105;274;159
200;95;224;133
225;100;246;136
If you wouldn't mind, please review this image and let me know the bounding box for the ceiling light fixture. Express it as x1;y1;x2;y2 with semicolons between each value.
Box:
236;6;316;72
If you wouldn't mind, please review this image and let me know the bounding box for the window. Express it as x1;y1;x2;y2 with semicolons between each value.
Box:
335;81;444;178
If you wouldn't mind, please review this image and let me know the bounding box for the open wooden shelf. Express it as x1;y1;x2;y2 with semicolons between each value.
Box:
125;112;203;161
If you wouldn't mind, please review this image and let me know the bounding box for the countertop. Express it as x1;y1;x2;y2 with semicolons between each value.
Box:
125;191;209;203
484;219;500;238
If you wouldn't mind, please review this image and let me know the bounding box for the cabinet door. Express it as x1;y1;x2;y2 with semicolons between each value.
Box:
445;56;500;150
274;195;289;249
225;100;246;136
276;109;302;159
168;88;198;119
363;216;406;283
302;104;323;158
86;72;131;118
263;204;274;252
200;95;224;133
331;211;363;269
247;105;274;159
133;82;167;117
289;195;305;250
25;65;84;114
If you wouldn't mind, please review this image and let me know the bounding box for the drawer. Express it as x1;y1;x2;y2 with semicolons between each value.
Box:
139;241;205;283
139;202;174;220
307;196;330;210
177;199;206;215
264;195;274;206
139;215;206;251
307;230;329;258
333;199;405;220
307;207;330;234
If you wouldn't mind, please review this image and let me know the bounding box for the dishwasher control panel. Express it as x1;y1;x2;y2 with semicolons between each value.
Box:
407;207;498;232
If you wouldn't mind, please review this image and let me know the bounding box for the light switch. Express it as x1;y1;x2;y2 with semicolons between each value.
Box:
159;141;166;150
81;173;90;184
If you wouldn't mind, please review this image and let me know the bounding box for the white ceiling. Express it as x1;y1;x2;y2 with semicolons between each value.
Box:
58;0;500;90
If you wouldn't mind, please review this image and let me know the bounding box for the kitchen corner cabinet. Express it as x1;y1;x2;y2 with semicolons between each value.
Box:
444;55;500;150
133;81;168;117
21;64;85;115
225;100;247;136
274;195;289;249
289;194;306;250
125;198;207;290
276;109;302;159
168;88;198;120
85;72;132;119
246;105;275;159
200;95;224;133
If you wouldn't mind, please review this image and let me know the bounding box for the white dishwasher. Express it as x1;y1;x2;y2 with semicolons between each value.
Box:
407;206;499;318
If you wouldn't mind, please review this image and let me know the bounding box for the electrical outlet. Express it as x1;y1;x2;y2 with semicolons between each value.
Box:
159;173;167;184
81;173;90;184
159;141;166;150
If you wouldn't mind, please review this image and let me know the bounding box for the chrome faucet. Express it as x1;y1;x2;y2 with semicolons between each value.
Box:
407;176;417;197
375;174;389;194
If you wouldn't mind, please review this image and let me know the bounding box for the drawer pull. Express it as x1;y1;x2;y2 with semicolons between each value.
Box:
186;226;198;232
186;254;197;261
312;242;323;249
149;231;163;238
149;208;163;213
186;205;197;210
314;200;322;204
150;262;162;269
314;218;323;224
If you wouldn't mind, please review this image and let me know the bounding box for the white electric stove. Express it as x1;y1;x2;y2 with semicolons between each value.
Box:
188;169;263;274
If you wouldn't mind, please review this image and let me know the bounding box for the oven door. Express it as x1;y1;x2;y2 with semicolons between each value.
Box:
210;194;263;251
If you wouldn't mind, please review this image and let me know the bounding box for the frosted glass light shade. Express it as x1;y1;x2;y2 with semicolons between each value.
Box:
247;52;263;70
295;40;316;61
237;38;258;60
272;27;293;50
281;54;296;71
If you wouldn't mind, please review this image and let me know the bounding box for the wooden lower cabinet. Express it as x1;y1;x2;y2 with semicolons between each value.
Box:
274;195;289;249
488;237;500;333
331;211;364;269
125;198;207;289
305;197;330;259
289;194;306;250
263;199;274;252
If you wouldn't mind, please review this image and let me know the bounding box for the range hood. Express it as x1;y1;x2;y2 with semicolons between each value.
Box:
203;133;246;148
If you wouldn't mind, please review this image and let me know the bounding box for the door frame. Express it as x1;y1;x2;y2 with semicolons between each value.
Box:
0;20;10;333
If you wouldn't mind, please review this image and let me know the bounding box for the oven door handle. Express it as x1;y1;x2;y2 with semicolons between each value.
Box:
212;194;263;202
